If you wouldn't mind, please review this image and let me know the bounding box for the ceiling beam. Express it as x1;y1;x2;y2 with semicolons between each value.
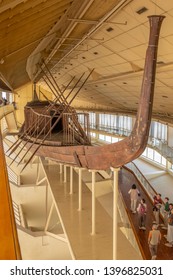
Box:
67;61;173;88
0;72;13;91
48;0;133;74
0;0;27;14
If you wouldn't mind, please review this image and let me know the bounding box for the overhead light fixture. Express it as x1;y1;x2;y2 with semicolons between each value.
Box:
157;61;164;64
136;7;148;15
106;27;114;32
0;58;4;64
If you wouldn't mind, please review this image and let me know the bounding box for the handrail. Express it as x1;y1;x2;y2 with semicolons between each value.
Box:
12;201;21;226
88;125;173;164
117;190;145;259
0;104;14;119
126;162;157;196
125;162;165;218
0;128;21;259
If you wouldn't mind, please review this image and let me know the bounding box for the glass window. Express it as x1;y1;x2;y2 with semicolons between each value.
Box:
148;147;154;160
142;148;147;157
111;137;118;143
161;156;166;166
90;132;96;138
154;150;161;163
2;91;6;99
99;134;105;141
149;120;167;142
89;112;96;128
105;135;111;142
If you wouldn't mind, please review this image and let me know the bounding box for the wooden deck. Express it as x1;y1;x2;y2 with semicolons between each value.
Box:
0;131;21;260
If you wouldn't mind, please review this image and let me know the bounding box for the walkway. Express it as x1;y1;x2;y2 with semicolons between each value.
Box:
120;159;173;260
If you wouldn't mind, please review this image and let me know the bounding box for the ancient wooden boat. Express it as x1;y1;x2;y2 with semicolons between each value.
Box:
9;15;165;171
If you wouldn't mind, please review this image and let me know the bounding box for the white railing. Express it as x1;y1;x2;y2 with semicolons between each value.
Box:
3;141;20;163
117;191;144;259
125;162;165;218
0;104;14;119
7;165;20;185
12;201;21;226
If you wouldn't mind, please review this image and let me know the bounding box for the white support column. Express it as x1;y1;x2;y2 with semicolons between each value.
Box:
69;166;73;194
89;170;96;235
59;163;63;174
78;168;82;211
44;202;54;231
64;165;67;183
74;167;85;211
111;167;120;260
36;160;40;184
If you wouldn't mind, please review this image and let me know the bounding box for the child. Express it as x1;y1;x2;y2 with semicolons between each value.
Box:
137;198;147;230
148;224;161;260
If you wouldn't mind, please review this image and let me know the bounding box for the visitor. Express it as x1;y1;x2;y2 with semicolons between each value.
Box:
137;198;147;230
165;208;173;247
148;223;161;260
153;193;162;225
128;184;140;213
162;197;170;230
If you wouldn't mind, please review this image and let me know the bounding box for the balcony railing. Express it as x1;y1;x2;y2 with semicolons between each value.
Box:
125;161;165;218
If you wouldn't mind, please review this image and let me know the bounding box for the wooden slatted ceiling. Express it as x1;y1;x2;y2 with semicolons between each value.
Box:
0;0;73;89
45;0;123;62
0;1;72;53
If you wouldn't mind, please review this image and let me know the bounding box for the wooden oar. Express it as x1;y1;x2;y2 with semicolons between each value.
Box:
7;75;76;156
43;63;91;144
